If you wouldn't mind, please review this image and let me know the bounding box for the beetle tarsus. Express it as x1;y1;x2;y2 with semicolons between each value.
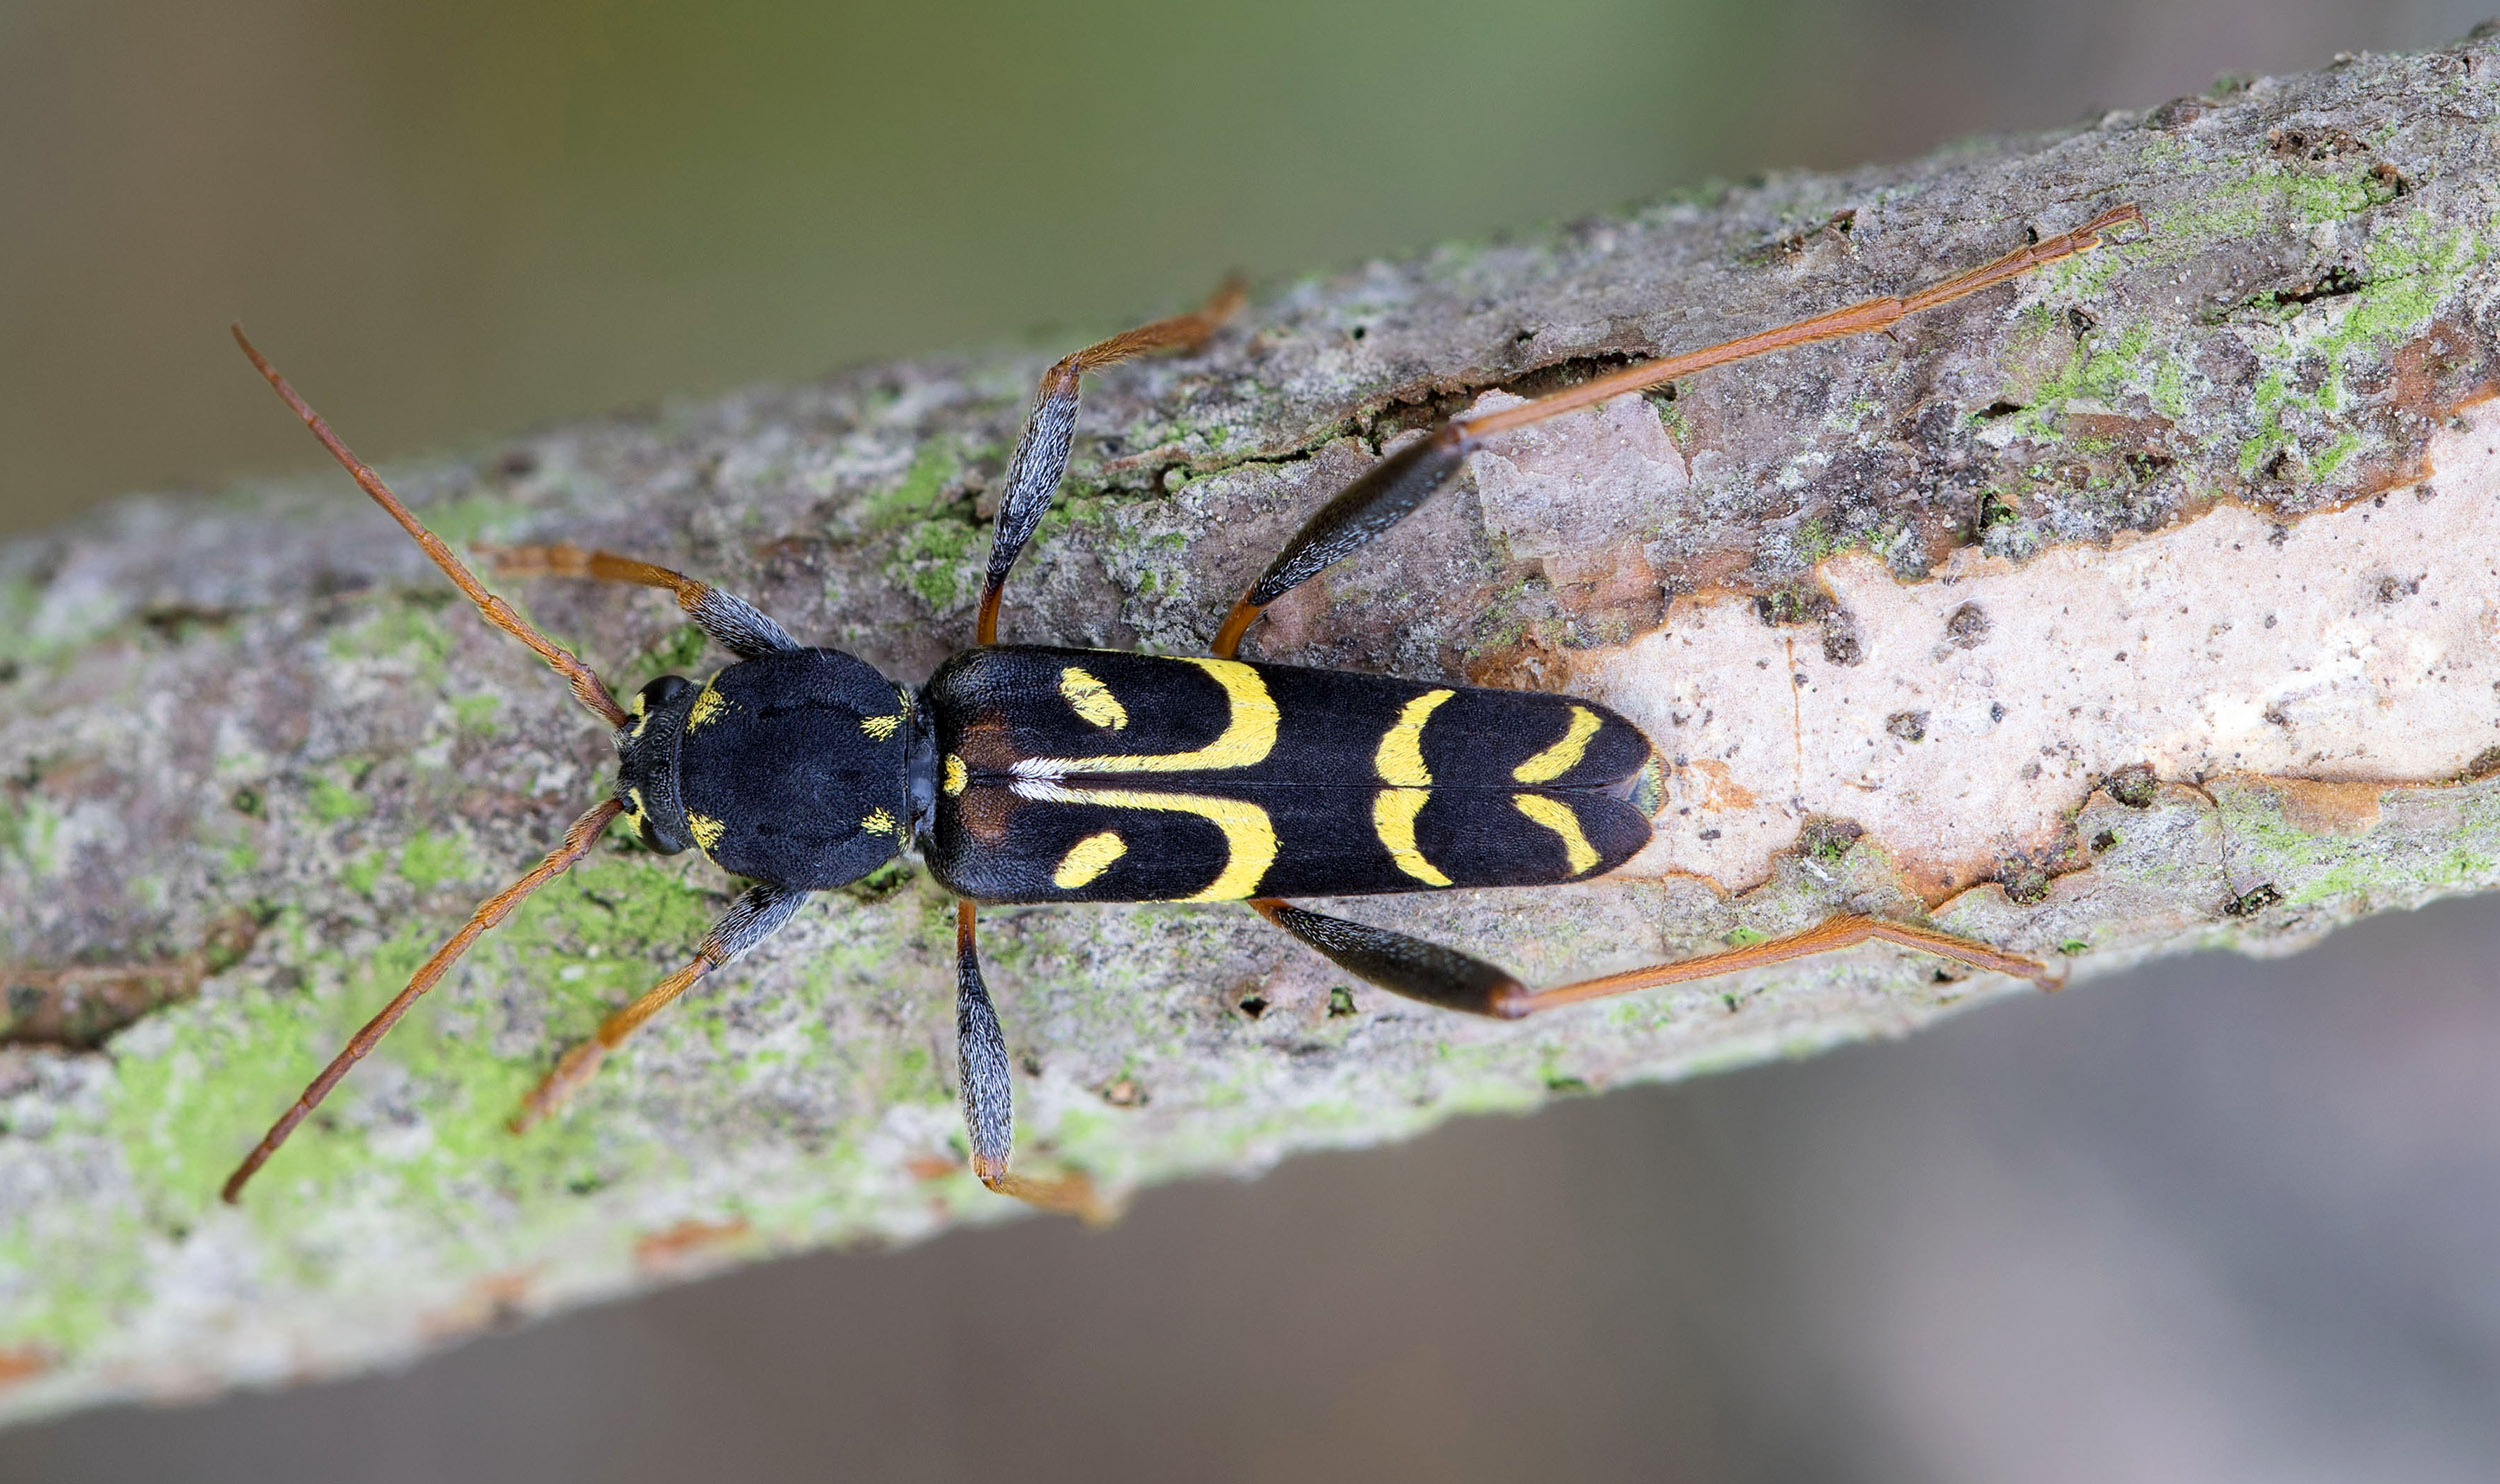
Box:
509;1041;607;1134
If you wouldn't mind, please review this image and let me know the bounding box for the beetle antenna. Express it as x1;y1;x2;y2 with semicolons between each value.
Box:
231;325;630;728
221;797;624;1203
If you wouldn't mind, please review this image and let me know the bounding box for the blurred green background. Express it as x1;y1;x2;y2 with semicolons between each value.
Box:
8;2;2500;1480
1;0;2476;533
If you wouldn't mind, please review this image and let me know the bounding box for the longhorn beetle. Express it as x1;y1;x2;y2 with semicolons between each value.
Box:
222;204;2142;1210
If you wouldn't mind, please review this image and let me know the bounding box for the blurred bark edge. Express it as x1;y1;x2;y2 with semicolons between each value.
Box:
4;34;2498;1423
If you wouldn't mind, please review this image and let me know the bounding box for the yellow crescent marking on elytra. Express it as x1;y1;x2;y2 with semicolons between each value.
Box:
1015;779;1276;900
1373;786;1450;887
1058;667;1129;730
1512;793;1600;875
685;681;727;731
1051;830;1128;890
860;808;897;836
943;754;968;796
1375;689;1454;788
1014;658;1277;775
860;712;902;741
687;811;727;854
1512;705;1603;784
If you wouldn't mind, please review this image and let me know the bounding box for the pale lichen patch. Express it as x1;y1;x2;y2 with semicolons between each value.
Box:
1575;399;2500;898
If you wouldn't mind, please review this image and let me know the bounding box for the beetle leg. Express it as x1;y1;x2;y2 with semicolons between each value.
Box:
1211;427;1476;657
1250;898;2058;1018
1492;911;2062;1008
477;543;798;660
510;882;813;1131
1247;897;1524;1015
977;278;1246;644
1211;205;2145;659
952;901;1111;1219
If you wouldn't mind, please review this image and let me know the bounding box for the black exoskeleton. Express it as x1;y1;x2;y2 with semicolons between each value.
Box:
619;649;935;888
222;206;2139;1209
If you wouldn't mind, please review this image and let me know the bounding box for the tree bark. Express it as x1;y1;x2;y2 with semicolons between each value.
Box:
5;33;2499;1422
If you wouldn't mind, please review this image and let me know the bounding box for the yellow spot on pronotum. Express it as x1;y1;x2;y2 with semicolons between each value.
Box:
685;682;727;731
1513;706;1602;783
861;712;902;741
1018;658;1277;775
1051;830;1128;890
1017;780;1277;900
1373;787;1449;887
625;786;649;829
1059;667;1128;730
687;812;727;853
1512;793;1600;875
860;808;897;836
1375;689;1453;787
944;754;968;796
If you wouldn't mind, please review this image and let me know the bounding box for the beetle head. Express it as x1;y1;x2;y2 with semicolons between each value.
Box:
615;673;703;853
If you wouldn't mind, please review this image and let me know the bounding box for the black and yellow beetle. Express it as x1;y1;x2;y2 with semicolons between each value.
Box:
221;205;2139;1208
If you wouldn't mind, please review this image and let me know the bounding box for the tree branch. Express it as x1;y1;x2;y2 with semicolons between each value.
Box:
6;33;2499;1422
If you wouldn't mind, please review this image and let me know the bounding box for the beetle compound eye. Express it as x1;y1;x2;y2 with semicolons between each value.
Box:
636;675;695;714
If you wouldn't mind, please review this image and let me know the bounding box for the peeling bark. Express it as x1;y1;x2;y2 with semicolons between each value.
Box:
5;34;2500;1424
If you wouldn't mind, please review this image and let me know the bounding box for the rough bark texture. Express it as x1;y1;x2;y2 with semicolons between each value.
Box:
6;35;2500;1423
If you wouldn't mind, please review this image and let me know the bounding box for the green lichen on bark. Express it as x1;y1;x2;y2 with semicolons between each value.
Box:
7;34;2500;1423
